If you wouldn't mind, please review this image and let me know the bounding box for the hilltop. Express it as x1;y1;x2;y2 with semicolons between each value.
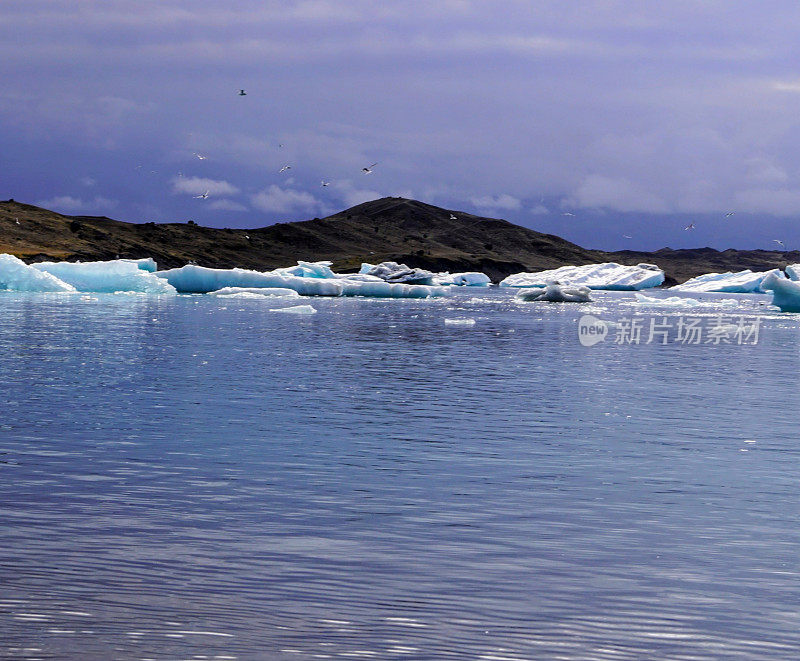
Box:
1;196;797;284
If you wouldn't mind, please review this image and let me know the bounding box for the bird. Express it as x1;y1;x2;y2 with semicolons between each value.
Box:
321;180;330;187
238;89;247;96
14;217;20;225
684;223;695;231
362;162;378;174
279;165;291;173
725;211;735;217
623;234;633;239
244;234;250;240
561;212;575;217
194;190;209;199
449;214;457;220
194;153;207;160
774;239;786;248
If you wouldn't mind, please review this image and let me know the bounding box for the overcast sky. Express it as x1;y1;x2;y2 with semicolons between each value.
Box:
3;1;800;250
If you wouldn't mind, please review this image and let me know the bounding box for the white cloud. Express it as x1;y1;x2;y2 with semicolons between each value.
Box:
565;175;669;214
172;176;240;196
329;179;383;208
470;194;521;212
209;198;248;211
36;195;118;213
529;204;550;215
251;185;321;214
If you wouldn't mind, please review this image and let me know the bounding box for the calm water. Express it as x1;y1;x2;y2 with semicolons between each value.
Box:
1;288;800;660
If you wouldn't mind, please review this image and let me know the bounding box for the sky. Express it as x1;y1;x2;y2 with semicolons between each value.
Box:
3;0;800;251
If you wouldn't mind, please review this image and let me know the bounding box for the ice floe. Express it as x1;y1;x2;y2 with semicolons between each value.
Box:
444;318;476;326
33;259;176;294
785;264;800;281
500;262;664;290
632;293;739;307
209;287;301;298
670;269;784;293
433;272;492;286
359;262;436;285
516;282;593;302
270;304;317;314
0;254;76;292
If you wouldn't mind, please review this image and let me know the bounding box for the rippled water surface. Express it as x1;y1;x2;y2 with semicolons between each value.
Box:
2;288;800;660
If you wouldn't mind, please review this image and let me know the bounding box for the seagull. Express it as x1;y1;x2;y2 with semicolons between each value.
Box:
774;239;786;248
238;89;247;96
14;217;20;225
623;234;632;239
725;211;735;217
362;162;378;174
244;234;250;240
684;223;695;231
279;165;291;173
194;190;209;199
321;180;330;187
194;153;207;160
561;212;575;217
449;214;457;220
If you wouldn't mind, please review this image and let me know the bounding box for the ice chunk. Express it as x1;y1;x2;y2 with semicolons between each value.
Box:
670;269;784;293
269;304;317;314
338;279;447;298
209;287;300;298
276;261;338;279
785;264;800;281
516;282;593;302
500;262;664;290
128;258;157;272
360;261;436;285
0;254;76;292
633;293;740;307
761;272;800;312
444;318;476;326
434;272;492;286
33;259;176;294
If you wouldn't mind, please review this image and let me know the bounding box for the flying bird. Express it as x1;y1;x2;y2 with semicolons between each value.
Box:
774;239;786;248
14;217;20;225
623;234;633;239
362;162;378;174
279;165;291;173
244;234;250;240
725;211;735;217
194;190;209;199
449;214;457;220
684;223;695;231
561;212;575;217
321;180;330;187
238;89;247;96
194;153;207;160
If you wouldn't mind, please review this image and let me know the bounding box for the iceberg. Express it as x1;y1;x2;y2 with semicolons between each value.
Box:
670;269;784;293
500;262;664;290
270;304;317;314
33;259;176;294
359;261;436;285
276;260;338;279
209;287;301;298
785;264;800;281
434;272;492;286
516;282;593;302
633;293;739;308
156;264;446;298
760;272;800;312
0;254;76;292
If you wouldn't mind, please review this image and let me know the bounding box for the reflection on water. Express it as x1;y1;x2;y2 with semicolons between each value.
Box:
1;289;799;659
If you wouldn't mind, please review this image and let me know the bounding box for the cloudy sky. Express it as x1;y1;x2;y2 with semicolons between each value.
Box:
4;0;800;250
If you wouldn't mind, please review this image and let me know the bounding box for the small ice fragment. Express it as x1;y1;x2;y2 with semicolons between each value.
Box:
444;318;476;326
270;304;317;314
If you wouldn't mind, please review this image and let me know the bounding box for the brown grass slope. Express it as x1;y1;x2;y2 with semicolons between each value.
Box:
1;196;798;284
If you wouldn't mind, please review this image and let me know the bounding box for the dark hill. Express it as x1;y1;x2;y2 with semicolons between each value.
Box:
1;197;797;284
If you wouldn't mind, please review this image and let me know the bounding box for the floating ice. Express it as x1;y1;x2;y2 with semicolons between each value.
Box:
270;304;317;314
516;282;593;302
760;272;800;312
444;318;476;326
500;263;664;290
0;254;76;292
276;260;338;279
434;272;492;286
128;258;157;272
33;259;176;294
359;261;436;285
633;293;740;307
209;287;300;298
785;264;800;281
670;269;784;293
157;264;446;298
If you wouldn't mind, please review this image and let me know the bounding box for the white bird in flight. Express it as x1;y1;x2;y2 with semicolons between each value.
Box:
774;239;786;248
194;190;209;199
725;211;735;217
194;153;207;160
238;89;247;96
279;165;291;173
449;214;457;220
562;212;575;217
684;223;695;231
362;162;378;174
14;217;20;225
623;234;633;239
321;180;330;187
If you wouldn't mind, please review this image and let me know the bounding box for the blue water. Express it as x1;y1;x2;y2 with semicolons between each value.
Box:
2;289;800;660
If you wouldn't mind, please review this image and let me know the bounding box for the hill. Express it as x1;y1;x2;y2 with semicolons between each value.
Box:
1;197;797;284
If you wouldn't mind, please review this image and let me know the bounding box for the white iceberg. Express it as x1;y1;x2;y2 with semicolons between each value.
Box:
785;264;800;281
632;293;740;308
500;262;664;290
128;257;158;272
516;282;593;302
359;261;436;285
209;287;301;298
270;304;317;314
760;272;800;312
0;254;76;292
33;259;176;294
156;264;446;298
276;260;339;279
670;269;784;293
434;272;492;286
